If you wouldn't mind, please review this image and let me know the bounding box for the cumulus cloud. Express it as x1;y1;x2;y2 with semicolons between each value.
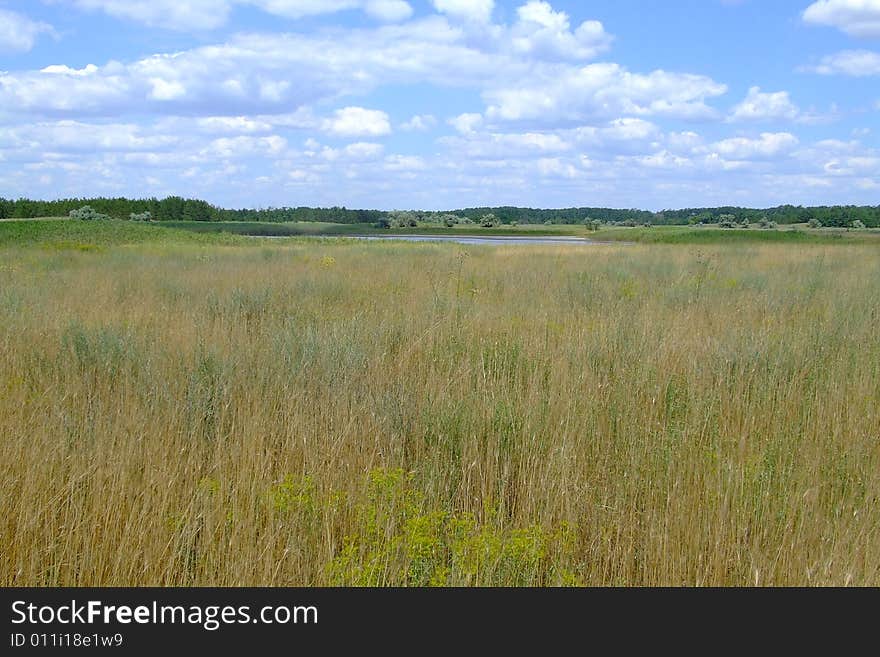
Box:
431;0;494;23
65;0;413;30
321;107;392;137
509;1;612;60
729;87;800;121
384;154;426;170
440;130;571;159
805;50;880;76
449;113;483;134
40;64;100;76
803;0;880;38
484;63;727;123
202;135;287;158
710;132;799;159
249;0;413;22
400;114;437;131
0;120;177;153
0;21;506;118
0;9;55;53
70;0;232;31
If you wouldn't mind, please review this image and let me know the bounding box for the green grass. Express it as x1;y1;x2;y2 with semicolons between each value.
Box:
596;225;880;244
2;226;879;586
0;219;249;248
152;220;880;244
163;220;588;238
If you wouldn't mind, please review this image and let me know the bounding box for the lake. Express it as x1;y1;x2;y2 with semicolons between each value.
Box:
263;234;609;246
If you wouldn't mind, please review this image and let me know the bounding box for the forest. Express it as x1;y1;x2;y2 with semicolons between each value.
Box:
1;196;878;227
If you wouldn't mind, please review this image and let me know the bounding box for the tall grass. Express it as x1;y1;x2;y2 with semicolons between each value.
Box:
1;239;878;585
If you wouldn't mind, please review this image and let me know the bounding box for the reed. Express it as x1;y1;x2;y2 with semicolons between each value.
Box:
1;238;878;585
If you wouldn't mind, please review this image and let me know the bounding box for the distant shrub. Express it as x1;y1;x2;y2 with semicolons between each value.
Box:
129;211;152;222
851;219;866;230
375;217;392;229
718;214;737;229
757;217;777;230
740;219;750;228
481;213;498;228
69;206;111;221
808;218;823;229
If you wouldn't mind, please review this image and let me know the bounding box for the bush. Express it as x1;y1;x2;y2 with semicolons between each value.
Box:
129;211;152;222
808;218;823;229
851;220;866;230
480;213;498;228
757;217;778;230
375;217;392;229
69;206;111;221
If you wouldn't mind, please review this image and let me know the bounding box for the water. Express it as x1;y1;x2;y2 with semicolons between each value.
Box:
264;234;607;246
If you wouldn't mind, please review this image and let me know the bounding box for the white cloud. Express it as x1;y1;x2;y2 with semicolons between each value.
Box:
803;0;880;38
363;0;414;21
711;132;799;159
321;107;391;137
449;113;483;134
384;154;426;170
431;0;494;23
0;9;54;53
440;130;571;159
484;63;727;122
0;120;177;153
729;87;800;122
340;141;385;159
194;116;274;134
536;157;579;178
202;135;287;158
71;0;232;31
510;1;612;60
41;64;99;77
250;0;412;22
317;141;385;161
66;0;413;30
400;114;437;131
806;50;880;76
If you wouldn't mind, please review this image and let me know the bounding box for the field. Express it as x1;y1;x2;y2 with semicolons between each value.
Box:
1;220;879;586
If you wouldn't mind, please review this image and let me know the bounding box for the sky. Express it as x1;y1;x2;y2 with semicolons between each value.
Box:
0;0;878;210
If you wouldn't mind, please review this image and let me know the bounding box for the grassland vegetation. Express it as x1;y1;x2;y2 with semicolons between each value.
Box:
1;220;878;585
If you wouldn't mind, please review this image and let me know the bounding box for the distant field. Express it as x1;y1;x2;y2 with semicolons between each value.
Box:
162;219;880;244
0;218;247;248
2;220;879;586
599;225;880;244
163;220;588;238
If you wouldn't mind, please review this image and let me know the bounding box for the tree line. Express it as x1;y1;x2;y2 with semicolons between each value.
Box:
1;196;877;227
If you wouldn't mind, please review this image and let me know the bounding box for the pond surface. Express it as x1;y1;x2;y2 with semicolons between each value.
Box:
268;234;609;246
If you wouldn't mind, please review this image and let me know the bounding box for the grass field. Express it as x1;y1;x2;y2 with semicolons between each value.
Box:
161;219;880;245
1;220;879;586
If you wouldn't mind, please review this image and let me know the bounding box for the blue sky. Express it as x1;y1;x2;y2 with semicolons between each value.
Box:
0;0;878;210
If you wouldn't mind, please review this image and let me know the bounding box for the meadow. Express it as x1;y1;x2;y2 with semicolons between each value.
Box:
1;220;878;586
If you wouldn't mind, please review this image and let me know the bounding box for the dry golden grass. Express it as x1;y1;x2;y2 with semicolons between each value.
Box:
1;240;878;586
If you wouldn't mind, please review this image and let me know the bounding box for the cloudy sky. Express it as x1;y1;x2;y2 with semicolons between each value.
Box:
0;0;878;210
